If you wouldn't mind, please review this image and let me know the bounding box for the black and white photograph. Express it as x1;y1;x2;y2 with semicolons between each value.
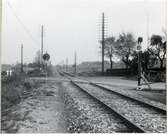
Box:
1;0;166;133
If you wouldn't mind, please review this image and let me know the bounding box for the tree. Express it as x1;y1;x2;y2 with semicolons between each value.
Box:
142;49;159;70
129;51;138;74
130;50;156;73
142;50;149;71
148;35;166;69
28;50;41;68
34;50;41;65
104;36;117;69
116;32;136;69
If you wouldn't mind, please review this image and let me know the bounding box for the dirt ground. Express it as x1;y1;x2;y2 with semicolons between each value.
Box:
1;80;68;133
1;74;166;133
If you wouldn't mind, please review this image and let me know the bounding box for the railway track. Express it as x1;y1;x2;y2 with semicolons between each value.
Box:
61;71;166;112
59;71;167;133
64;81;141;132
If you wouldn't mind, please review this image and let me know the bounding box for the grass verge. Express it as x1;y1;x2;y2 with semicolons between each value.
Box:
1;74;39;111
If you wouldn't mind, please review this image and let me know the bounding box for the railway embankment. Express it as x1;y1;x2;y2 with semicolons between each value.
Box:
1;75;41;132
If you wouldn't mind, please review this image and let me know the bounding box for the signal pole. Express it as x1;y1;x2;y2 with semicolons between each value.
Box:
137;37;152;90
21;44;23;73
137;37;143;87
102;12;105;75
138;51;142;86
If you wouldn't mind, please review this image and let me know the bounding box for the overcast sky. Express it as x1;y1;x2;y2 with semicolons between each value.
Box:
2;0;166;65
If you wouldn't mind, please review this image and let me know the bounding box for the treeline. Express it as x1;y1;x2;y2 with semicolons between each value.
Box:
102;32;166;73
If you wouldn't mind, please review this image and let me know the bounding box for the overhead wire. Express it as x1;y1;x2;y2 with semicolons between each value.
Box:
6;0;40;47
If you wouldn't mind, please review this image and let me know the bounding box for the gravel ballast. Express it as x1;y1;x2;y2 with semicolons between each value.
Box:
78;83;167;133
62;82;131;133
98;84;166;110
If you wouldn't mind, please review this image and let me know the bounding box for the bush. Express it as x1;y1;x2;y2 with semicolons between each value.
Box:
1;81;22;110
1;74;29;110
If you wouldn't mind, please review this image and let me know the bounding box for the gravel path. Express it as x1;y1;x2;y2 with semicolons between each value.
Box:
78;83;167;133
62;82;131;133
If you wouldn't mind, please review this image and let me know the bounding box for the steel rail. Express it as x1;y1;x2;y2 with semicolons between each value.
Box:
58;71;146;132
70;80;146;133
59;71;167;132
90;82;166;114
61;71;166;114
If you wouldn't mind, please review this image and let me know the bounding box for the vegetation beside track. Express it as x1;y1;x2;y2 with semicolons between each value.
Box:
1;74;40;111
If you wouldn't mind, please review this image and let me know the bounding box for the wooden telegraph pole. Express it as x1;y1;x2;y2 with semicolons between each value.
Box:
41;25;44;66
102;13;105;75
21;44;23;73
74;52;77;75
66;58;68;72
